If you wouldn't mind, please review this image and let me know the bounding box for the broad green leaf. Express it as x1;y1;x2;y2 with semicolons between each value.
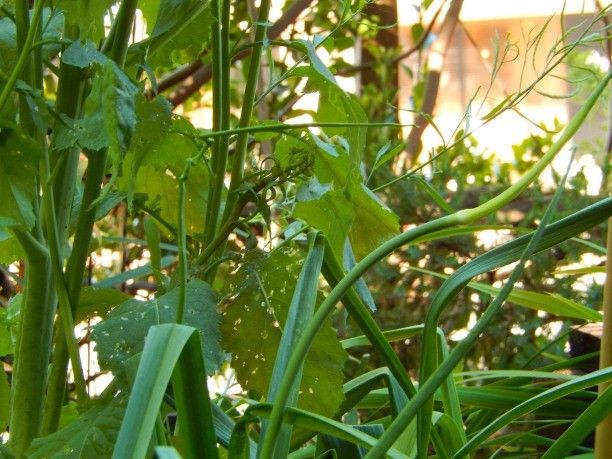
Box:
27;396;127;458
114;324;218;459
275;68;399;259
60;62;138;159
220;245;347;418
0;293;21;356
75;287;131;322
56;0;114;42
136;0;213;70
0;134;37;229
61;40;107;69
118;116;208;234
294;189;354;260
92;279;226;377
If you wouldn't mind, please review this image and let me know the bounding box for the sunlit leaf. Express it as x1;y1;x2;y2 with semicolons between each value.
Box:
92;279;226;377
220;245;347;418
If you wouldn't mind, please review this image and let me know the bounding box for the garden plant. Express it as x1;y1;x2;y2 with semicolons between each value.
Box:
0;0;611;458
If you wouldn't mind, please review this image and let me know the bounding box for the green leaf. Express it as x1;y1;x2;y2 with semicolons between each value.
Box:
75;287;131;322
91;279;226;377
137;0;213;70
276;68;399;259
61;40;107;69
220;245;347;418
0;8;64;70
480;94;515;121
118;116;208;234
67;62;138;159
0;133;37;229
369;141;405;176
455;368;612;457
294;189;354;260
0;230;24;264
114;324;218;459
56;0;115;42
27;396;127;458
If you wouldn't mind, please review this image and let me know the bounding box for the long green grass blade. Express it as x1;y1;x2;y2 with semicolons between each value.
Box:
541;384;612;458
249;404;406;459
410;266;602;321
261;232;325;458
453;368;612;458
409;197;612;456
393;152;577;458
113;324;218;459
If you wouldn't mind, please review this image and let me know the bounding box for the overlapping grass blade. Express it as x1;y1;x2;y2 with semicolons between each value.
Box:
113;324;217;459
260;232;325;458
541;384;612;458
249;404;406;459
375;150;579;458
453;368;612;458
410;266;602;321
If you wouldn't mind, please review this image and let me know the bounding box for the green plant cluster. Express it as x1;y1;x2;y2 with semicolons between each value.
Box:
0;1;610;458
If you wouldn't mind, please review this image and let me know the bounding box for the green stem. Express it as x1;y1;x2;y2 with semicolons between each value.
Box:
9;232;54;457
8;2;56;456
176;167;189;324
104;0;139;66
39;152;88;402
258;70;612;456
200;122;405;139
43;149;109;433
0;0;43;112
203;0;231;247
221;0;272;225
42;0;138;432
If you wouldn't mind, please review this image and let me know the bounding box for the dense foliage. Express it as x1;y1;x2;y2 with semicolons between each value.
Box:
0;0;611;458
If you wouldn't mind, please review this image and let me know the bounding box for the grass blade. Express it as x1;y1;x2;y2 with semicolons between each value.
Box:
113;324;218;459
261;232;325;458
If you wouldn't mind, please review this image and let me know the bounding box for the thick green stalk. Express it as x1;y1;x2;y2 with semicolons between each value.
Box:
203;0;230;247
9;233;54;457
258;71;612;456
595;218;612;459
8;2;57;456
42;0;138;432
220;0;272;225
